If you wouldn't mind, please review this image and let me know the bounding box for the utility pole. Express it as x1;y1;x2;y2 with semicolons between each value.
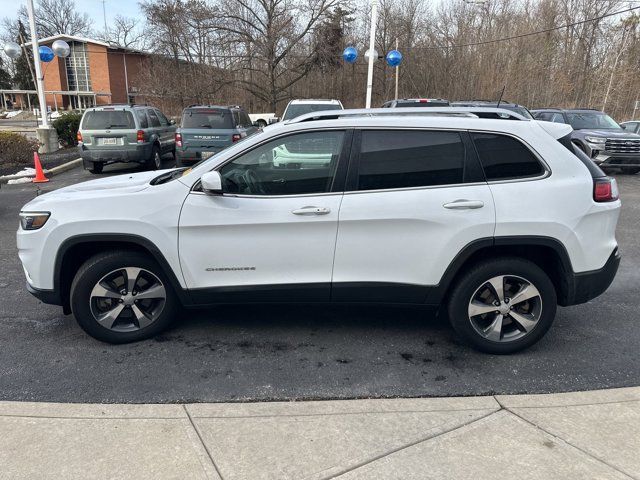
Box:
102;0;108;35
365;0;378;108
26;0;47;128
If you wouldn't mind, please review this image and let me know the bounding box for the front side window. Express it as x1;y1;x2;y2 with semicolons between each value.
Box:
471;132;545;181
156;109;169;126
147;109;161;128
356;130;466;191
219;131;344;196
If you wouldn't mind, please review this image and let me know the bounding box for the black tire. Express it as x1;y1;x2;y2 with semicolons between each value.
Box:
89;162;103;174
447;257;557;354
621;167;640;175
146;144;161;170
256;119;267;128
70;250;179;343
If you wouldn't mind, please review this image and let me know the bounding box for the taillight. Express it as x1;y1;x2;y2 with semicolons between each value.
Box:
593;177;619;202
76;131;83;143
136;130;144;143
232;133;241;142
175;133;182;147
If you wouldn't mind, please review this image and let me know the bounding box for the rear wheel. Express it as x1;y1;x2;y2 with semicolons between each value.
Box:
146;145;162;170
256;119;267;128
70;251;178;343
447;257;557;354
88;162;103;174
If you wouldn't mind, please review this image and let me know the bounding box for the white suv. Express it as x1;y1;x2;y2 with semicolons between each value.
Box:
281;99;344;121
17;108;621;353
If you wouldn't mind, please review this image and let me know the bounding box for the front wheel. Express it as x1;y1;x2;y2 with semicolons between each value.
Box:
447;257;557;354
146;145;162;170
70;251;178;343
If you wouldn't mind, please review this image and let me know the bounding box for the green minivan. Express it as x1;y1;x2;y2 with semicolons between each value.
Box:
78;104;176;174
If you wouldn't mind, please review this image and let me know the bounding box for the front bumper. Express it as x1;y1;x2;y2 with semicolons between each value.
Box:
562;248;620;306
26;282;62;306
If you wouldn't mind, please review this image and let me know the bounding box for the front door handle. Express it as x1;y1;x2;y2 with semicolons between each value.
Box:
443;200;484;210
292;206;331;215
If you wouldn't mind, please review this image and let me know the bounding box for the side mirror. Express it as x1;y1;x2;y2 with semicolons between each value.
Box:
201;171;223;195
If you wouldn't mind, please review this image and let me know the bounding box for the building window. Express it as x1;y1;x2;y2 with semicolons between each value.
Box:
65;42;92;92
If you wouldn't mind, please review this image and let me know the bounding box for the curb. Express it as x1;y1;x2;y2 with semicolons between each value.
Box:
0;158;82;184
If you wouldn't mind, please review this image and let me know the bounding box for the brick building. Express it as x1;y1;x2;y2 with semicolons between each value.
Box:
1;35;148;111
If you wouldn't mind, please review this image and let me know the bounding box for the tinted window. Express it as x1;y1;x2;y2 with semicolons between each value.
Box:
147;109;161;127
471;133;544;180
182;109;234;129
282;103;342;120
241;111;252;127
219;131;344;195
155;109;169;126
135;109;148;128
82;110;135;130
357;130;465;190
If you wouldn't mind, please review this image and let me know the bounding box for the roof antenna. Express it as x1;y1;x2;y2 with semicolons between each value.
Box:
496;85;506;108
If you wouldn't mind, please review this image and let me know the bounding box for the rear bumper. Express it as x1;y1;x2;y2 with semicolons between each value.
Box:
79;144;152;164
562;248;620;306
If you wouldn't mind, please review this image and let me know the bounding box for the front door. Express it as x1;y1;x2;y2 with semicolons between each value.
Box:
332;129;496;303
179;129;350;303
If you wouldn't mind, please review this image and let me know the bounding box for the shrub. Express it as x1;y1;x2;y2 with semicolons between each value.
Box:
0;132;39;166
52;112;82;147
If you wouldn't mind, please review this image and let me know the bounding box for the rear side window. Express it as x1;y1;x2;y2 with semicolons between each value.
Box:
471;133;545;180
357;130;466;190
181;109;234;129
82;110;135;130
135;109;148;128
147;109;161;127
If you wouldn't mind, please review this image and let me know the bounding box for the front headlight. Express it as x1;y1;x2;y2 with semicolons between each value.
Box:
585;136;606;144
19;212;50;230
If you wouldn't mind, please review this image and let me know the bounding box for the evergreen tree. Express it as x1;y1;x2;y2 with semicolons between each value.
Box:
0;57;12;89
13;21;35;90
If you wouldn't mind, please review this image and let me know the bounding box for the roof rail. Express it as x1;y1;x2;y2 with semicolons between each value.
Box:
288;107;530;124
97;103;148;107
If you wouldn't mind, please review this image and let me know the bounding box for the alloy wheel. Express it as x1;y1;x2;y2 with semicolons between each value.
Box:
89;267;166;332
467;275;543;342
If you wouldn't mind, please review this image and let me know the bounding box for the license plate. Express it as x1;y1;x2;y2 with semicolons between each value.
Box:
102;138;117;145
201;151;216;160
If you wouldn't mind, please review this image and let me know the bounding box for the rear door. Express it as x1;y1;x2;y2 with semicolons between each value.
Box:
81;108;136;149
332;129;495;303
181;108;235;155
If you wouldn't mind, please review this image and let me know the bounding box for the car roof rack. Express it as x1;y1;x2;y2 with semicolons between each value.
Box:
288;107;529;124
96;103;148;108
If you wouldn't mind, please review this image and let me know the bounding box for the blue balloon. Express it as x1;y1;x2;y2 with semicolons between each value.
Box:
342;46;358;64
386;49;402;67
39;46;54;62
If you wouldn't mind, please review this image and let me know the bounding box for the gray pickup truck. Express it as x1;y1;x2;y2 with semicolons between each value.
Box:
532;108;640;174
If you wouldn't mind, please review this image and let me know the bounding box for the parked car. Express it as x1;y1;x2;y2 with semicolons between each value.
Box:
452;101;533;119
281;99;343;121
249;112;278;128
531;108;640;174
18;107;620;353
77;104;176;174
620;120;640;134
382;98;450;108
175;105;259;167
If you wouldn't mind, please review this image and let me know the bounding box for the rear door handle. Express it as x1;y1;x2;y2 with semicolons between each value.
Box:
292;206;331;215
443;200;484;210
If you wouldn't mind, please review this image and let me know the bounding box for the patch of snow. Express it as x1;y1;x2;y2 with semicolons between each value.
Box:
12;167;37;176
5;110;23;119
7;176;33;184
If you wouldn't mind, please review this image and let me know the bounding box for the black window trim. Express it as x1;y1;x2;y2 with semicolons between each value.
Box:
191;127;354;198
468;129;551;184
344;127;488;195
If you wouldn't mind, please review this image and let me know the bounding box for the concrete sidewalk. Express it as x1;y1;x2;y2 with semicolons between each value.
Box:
1;387;638;480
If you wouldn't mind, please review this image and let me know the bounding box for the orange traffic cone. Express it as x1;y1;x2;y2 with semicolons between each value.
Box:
32;152;49;183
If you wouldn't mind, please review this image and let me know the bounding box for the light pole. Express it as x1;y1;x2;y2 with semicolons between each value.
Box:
26;0;49;129
365;0;378;108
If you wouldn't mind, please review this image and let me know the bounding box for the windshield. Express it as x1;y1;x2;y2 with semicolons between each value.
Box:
182;109;234;129
566;112;620;130
82;110;135;130
283;103;342;120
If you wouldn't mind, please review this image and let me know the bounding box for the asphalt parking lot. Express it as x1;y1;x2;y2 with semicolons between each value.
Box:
0;162;639;403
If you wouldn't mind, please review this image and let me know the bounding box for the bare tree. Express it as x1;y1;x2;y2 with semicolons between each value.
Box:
97;15;148;50
16;0;92;38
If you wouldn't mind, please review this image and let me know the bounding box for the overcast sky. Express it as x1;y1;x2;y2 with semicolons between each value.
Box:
5;0;143;32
